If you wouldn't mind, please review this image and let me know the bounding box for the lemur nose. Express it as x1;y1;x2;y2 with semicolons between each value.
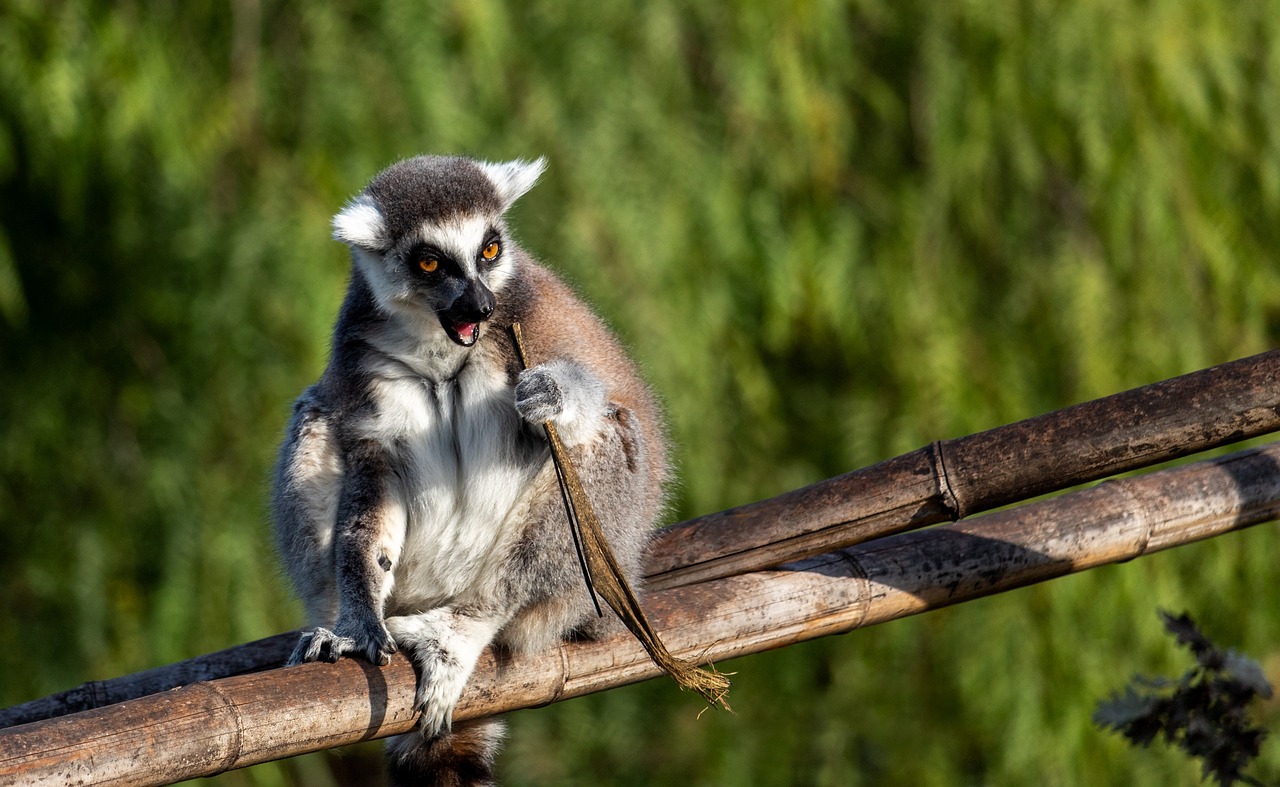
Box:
473;284;496;319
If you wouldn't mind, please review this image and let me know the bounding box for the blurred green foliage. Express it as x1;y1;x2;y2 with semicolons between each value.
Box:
3;0;1280;784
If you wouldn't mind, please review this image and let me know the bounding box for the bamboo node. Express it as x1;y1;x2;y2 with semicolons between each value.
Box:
929;440;964;520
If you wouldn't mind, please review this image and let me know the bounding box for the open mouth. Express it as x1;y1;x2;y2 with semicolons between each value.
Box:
440;316;482;347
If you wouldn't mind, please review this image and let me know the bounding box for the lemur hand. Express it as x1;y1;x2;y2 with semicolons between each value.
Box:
515;360;606;427
287;614;397;667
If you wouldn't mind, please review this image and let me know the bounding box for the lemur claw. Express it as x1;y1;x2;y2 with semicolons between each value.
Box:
415;701;451;738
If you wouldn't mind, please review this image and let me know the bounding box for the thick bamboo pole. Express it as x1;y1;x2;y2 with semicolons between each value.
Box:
4;442;1279;786
4;349;1277;730
646;347;1280;589
0;633;301;731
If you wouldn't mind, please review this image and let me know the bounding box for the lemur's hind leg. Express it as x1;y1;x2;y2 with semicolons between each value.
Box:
385;606;507;738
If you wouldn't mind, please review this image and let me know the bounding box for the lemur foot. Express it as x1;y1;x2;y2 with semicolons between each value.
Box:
411;671;465;739
386;613;491;739
288;621;397;667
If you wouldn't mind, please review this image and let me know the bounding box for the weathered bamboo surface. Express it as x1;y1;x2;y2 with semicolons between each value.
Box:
0;633;301;731
4;348;1277;731
647;347;1280;589
4;441;1279;787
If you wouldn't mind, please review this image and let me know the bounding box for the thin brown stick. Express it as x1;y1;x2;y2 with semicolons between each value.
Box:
3;442;1279;786
3;349;1278;729
507;323;601;615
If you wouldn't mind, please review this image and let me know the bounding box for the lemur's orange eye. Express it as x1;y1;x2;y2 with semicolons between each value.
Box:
419;258;439;273
482;242;500;261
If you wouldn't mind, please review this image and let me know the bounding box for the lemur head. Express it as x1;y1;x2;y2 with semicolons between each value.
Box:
331;155;546;347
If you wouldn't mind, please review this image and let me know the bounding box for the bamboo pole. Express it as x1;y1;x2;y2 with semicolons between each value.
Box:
646;347;1280;589
4;348;1277;730
4;441;1279;786
0;633;301;730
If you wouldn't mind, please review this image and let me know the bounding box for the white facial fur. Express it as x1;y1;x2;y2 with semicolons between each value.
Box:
349;246;413;316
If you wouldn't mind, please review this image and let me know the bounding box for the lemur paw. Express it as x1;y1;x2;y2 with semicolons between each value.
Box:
413;674;464;739
514;360;608;449
514;366;564;425
287;620;397;667
385;615;478;739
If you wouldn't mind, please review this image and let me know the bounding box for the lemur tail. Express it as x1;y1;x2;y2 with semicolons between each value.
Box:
386;719;506;787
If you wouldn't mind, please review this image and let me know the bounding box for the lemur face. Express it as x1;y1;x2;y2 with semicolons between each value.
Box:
398;213;505;346
331;155;546;346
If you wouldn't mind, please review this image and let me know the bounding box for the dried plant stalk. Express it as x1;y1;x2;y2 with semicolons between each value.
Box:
509;322;730;708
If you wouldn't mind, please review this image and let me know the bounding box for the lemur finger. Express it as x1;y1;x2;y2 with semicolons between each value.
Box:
332;618;397;665
286;631;314;667
289;627;354;664
365;630;398;666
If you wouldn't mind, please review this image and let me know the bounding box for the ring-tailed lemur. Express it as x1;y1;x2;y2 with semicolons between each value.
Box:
272;155;669;786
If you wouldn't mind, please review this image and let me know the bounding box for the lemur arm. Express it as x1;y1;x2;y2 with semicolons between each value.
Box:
289;437;399;667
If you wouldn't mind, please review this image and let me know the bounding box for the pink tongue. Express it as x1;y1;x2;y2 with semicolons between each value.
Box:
457;322;478;341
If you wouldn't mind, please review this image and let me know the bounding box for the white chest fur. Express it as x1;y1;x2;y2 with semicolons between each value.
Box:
360;352;547;613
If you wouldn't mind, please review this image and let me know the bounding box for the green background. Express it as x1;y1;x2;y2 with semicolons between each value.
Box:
3;1;1280;784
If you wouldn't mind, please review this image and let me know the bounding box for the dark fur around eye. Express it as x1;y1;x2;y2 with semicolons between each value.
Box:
408;246;455;275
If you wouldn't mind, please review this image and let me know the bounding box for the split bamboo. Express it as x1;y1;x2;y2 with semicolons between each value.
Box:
4;348;1278;730
3;441;1279;787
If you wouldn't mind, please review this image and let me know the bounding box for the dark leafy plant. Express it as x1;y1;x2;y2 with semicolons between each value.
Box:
1095;611;1274;786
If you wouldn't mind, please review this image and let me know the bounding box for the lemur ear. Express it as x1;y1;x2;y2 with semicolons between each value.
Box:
477;157;547;210
332;195;388;250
